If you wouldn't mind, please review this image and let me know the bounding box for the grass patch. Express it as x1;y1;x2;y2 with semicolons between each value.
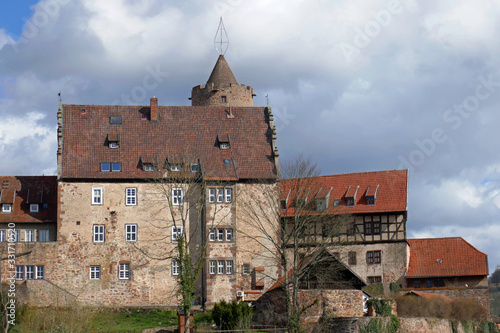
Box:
11;306;179;333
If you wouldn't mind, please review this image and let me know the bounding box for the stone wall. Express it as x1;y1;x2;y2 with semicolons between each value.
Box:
191;83;254;107
400;286;491;311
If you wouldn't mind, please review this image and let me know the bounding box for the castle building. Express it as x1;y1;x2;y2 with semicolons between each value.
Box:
1;55;280;307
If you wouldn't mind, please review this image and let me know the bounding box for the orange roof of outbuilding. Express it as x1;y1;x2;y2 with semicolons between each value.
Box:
406;237;488;278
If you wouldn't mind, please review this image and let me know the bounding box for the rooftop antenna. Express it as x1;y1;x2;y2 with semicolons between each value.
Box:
214;17;229;55
58;91;62;103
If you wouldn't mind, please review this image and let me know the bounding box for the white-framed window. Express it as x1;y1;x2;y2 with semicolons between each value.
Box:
226;228;233;241
125;188;137;206
93;225;105;242
226;260;233;274
172;260;180;276
39;230;49;242
125;224;137;241
208;228;216;241
217;229;224;241
30;204;39;213
218;261;225;274
170;165;180;172
225;188;232;203
90;265;100;279
172;188;183;205
209;189;216;203
25;230;35;242
242;264;250;275
0;230;5;242
16;266;24;280
119;263;130;280
92;187;103;205
171;226;183;241
26;265;35;279
2;204;12;213
209;260;216;275
217;189;224;203
143;164;155;172
36;266;44;279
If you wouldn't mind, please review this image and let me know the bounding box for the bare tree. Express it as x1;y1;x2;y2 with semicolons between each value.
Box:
239;155;352;333
134;156;233;333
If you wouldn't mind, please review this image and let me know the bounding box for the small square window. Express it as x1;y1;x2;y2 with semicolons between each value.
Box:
92;187;103;205
109;142;119;149
334;199;340;207
101;163;111;172
125;224;137;241
209;260;216;275
143;164;155;172
16;266;24;280
93;225;105;242
221;96;227;103
30;204;39;213
39;230;49;242
346;198;355;206
172;188;183;205
226;260;233;274
208;228;216;241
90;266;101;279
119;263;130;280
225;188;232;203
226;228;233;241
111;163;121;172
367;196;375;205
190;163;200;172
25;230;35;242
26;265;35;279
171;226;183;241
220;143;230;149
217;229;224;241
125;188;137;206
242;264;250;275
426;280;433;288
413;280;421;288
172;260;180;276
209;189;216;203
170;165;180;172
218;260;225;274
36;265;44;279
2;204;12;213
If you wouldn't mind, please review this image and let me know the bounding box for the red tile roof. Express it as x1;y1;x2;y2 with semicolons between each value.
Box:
406;238;488;278
60;104;278;180
280;169;407;216
0;176;57;223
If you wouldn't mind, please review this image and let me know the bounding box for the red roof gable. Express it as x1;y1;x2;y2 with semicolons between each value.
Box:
0;176;57;223
281;169;407;216
407;237;488;278
60;104;278;180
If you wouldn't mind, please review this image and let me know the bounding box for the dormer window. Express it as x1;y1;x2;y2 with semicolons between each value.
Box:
316;199;327;212
143;164;155;172
2;204;12;213
280;200;287;210
366;185;379;206
345;185;359;207
170;165;180;172
107;134;120;149
190;163;200;172
218;134;231;149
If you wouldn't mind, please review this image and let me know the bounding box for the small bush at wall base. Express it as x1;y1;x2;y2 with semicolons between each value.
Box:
358;315;400;333
367;298;392;316
212;300;253;331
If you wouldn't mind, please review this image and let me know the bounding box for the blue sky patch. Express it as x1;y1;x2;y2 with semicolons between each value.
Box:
0;1;39;38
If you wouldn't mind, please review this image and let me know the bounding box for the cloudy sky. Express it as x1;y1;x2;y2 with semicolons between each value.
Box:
1;0;499;273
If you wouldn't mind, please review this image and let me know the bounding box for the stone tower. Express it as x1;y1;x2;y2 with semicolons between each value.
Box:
191;55;255;107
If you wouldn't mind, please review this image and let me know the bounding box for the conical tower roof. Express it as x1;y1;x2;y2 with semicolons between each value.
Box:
206;55;238;86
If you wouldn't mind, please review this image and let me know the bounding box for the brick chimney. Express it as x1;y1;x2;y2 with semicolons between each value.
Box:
150;97;158;121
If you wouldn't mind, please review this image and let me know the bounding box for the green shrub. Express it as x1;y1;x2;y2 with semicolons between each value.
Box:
389;282;401;294
364;283;384;297
212;300;253;331
358;315;400;333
